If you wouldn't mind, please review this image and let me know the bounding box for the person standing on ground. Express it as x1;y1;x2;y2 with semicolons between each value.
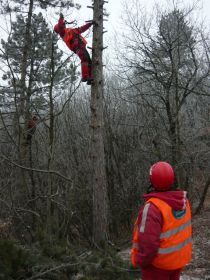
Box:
131;161;192;280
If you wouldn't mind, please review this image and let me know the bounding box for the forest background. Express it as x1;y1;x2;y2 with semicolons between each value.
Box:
0;0;210;279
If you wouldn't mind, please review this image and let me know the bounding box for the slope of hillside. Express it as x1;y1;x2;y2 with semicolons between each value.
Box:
181;208;210;279
119;208;210;280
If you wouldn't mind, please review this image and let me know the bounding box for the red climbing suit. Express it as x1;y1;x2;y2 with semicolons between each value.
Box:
54;16;92;82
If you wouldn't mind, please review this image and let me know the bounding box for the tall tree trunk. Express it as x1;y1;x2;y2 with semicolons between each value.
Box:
17;0;34;216
19;0;34;158
91;0;108;245
46;37;56;240
194;175;210;215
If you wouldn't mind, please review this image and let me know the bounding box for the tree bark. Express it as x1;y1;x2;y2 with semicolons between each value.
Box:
91;0;108;245
46;36;56;240
194;175;210;215
19;0;34;156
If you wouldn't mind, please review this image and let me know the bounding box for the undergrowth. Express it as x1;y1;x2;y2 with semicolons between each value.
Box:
0;238;139;280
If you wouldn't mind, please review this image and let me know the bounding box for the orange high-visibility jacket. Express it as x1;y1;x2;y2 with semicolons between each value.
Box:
63;28;87;51
131;197;192;270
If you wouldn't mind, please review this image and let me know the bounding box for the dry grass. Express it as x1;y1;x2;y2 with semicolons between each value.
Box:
182;208;210;279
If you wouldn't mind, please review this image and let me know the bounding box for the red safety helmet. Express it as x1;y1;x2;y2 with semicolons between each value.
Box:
149;161;174;190
54;24;59;34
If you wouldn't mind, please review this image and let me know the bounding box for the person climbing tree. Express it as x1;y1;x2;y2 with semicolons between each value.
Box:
26;115;38;144
131;161;192;280
54;13;94;85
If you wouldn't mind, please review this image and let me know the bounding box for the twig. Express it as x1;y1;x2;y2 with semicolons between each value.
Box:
26;263;79;279
26;261;95;280
1;154;72;182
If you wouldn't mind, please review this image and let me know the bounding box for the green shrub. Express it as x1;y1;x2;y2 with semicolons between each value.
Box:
0;239;33;279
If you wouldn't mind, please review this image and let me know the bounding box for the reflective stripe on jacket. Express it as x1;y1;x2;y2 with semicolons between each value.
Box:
63;28;87;51
131;203;152;267
131;216;140;267
148;197;192;270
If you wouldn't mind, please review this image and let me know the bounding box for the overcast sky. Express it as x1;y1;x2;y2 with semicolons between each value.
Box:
1;0;210;60
48;0;210;50
1;0;209;42
63;0;210;58
0;0;210;40
73;0;210;29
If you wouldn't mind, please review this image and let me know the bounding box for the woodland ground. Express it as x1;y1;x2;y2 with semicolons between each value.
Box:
118;208;210;280
0;207;209;279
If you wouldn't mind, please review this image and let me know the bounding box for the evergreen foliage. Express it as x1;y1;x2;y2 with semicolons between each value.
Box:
0;239;139;280
1;12;77;110
0;0;79;14
0;239;33;279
